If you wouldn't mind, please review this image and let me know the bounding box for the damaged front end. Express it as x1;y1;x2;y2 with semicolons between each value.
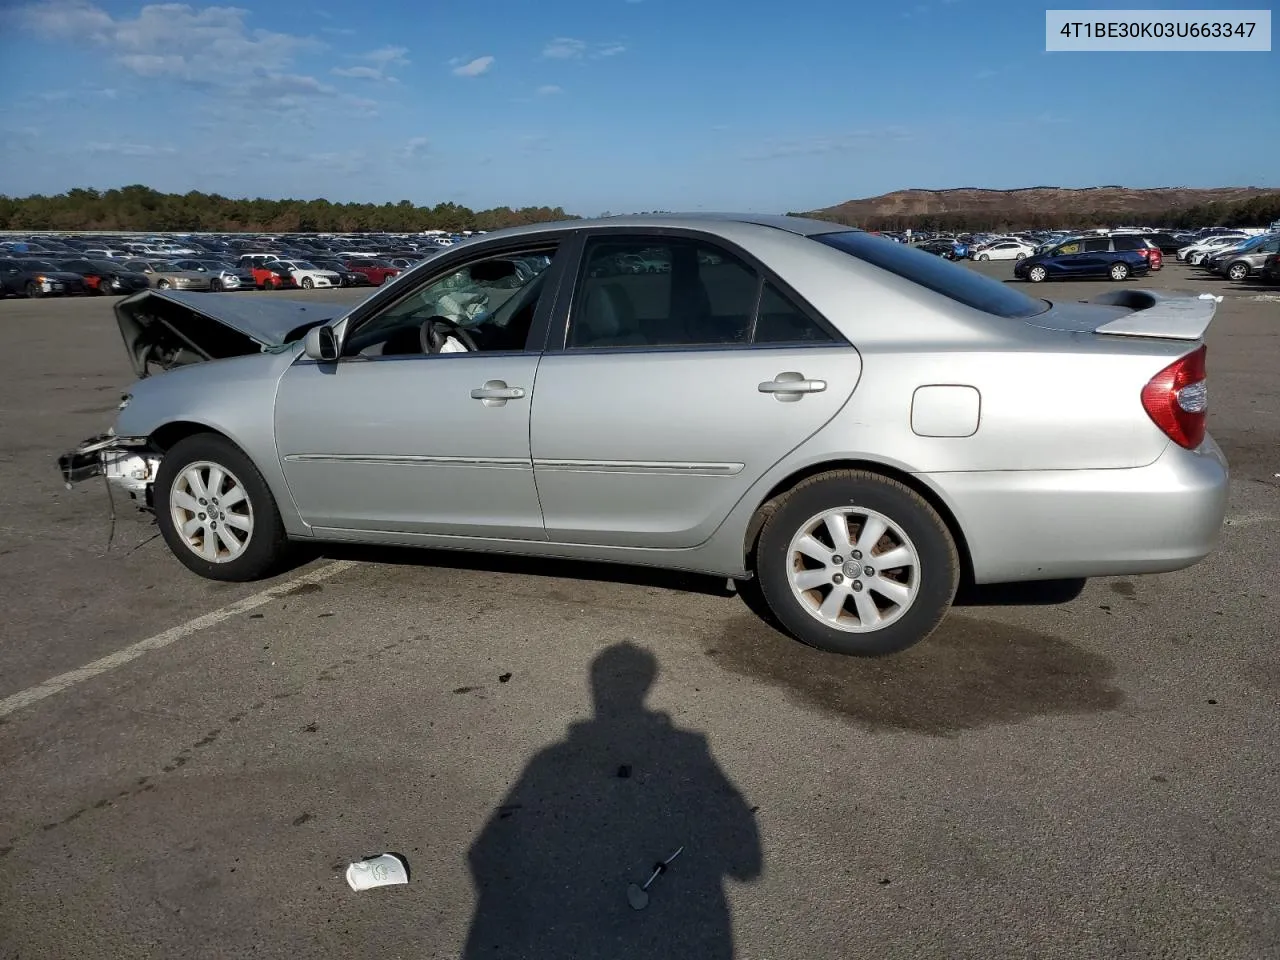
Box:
58;433;162;509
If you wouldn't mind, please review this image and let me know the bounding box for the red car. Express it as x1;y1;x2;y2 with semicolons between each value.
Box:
344;259;402;285
251;262;297;289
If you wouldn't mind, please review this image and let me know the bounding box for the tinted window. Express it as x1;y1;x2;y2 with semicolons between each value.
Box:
815;231;1047;320
1111;236;1143;251
754;281;833;344
570;239;758;348
1083;238;1111;253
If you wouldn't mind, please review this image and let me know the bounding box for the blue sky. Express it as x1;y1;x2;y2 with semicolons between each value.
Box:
0;0;1275;214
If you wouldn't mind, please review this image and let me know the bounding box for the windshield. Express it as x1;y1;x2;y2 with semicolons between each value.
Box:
293;261;318;270
814;231;1048;319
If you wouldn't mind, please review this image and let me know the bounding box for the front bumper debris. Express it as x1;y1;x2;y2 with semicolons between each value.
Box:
58;434;161;505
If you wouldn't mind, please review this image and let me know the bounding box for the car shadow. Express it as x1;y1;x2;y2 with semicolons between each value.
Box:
461;642;762;959
305;542;736;597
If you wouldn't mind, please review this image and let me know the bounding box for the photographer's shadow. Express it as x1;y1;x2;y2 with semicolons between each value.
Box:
463;643;762;959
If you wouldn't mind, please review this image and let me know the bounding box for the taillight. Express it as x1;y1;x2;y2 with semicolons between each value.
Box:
1141;345;1207;449
1137;248;1150;258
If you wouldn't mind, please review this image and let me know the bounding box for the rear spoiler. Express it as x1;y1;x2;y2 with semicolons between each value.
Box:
1089;290;1222;341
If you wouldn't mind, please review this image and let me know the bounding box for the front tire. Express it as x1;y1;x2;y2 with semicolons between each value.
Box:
209;278;222;292
301;276;314;289
154;433;288;582
1109;262;1130;281
753;471;959;656
157;279;171;289
1028;265;1047;283
1226;261;1249;281
978;253;990;261
25;282;41;299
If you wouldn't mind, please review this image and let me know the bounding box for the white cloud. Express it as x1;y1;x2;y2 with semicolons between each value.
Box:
332;45;408;82
397;136;430;161
452;55;493;77
86;141;177;157
18;0;322;84
536;84;562;96
332;65;380;80
542;37;586;59
542;37;626;59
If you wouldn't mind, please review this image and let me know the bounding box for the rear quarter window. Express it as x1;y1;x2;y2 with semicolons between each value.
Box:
814;231;1048;320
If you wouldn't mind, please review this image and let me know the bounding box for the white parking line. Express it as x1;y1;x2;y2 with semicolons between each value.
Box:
0;560;358;720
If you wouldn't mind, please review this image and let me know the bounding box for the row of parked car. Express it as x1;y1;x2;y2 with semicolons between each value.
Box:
1177;232;1280;281
0;251;431;299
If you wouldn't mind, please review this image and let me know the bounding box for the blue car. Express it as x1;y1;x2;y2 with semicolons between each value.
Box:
1014;235;1152;283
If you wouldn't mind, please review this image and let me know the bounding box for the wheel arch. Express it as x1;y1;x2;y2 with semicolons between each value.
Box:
742;458;974;585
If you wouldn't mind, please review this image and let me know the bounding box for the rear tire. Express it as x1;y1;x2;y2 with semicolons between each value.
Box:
753;471;959;656
154;433;289;582
1109;262;1130;281
1015;252;1027;260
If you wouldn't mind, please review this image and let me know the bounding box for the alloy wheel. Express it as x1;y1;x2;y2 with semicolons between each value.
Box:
785;507;920;633
169;461;254;563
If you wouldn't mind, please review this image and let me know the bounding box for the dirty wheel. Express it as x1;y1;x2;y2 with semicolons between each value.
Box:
753;471;959;656
1109;262;1129;281
154;433;288;582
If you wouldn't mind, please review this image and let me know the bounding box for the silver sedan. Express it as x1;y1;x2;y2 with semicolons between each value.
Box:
59;215;1228;656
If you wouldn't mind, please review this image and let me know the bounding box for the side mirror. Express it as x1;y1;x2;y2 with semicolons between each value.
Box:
303;325;339;362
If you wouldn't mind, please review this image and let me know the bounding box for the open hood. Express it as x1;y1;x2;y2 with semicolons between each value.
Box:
114;289;348;378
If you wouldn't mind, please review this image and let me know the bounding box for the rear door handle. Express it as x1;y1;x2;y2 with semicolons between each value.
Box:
759;372;826;402
471;380;526;406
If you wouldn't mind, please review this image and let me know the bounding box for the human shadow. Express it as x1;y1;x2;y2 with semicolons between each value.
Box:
462;642;762;959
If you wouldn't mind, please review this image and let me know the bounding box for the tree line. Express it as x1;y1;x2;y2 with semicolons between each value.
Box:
0;186;577;234
794;192;1280;233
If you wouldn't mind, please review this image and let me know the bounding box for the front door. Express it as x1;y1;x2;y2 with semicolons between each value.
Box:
530;233;860;548
273;240;565;539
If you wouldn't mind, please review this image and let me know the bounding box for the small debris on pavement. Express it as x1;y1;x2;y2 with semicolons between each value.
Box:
346;853;409;891
616;764;632;779
498;672;512;683
627;846;684;910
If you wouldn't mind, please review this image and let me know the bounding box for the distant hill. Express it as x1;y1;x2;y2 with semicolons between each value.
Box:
799;186;1279;230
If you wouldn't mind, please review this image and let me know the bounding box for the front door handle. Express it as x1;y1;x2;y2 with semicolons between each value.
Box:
471;380;526;407
759;372;827;402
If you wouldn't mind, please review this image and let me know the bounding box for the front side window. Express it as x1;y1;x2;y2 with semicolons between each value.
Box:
1055;241;1082;256
344;245;558;358
568;237;833;349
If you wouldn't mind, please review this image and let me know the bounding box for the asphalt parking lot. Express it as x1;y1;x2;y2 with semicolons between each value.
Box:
1;262;1277;959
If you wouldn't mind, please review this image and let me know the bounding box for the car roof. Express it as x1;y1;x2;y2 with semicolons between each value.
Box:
474;213;857;242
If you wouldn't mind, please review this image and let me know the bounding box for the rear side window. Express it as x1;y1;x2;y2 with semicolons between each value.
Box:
1111;236;1142;251
815;231;1048;320
1083;238;1111;253
569;237;835;349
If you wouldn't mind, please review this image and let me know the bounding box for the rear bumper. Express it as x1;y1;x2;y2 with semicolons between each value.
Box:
926;436;1229;584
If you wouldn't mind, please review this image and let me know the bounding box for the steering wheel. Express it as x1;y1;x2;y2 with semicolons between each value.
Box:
418;316;479;354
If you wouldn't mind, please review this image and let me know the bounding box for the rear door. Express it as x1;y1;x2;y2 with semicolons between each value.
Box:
1075;237;1113;275
529;231;861;549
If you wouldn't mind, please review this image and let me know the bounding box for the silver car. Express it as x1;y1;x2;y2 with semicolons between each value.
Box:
171;259;258;291
122;259;213;291
59;215;1228;656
